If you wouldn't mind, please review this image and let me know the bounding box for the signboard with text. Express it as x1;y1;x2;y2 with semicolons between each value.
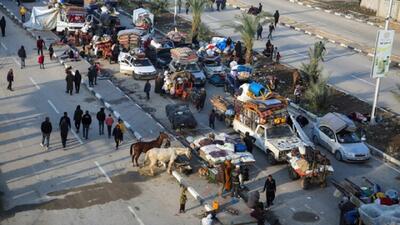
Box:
371;30;395;78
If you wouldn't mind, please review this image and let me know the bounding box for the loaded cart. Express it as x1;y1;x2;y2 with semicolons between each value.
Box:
210;95;237;127
287;147;334;190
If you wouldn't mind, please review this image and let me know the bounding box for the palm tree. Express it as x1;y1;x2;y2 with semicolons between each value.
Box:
188;0;207;38
304;76;331;112
301;43;323;84
151;0;169;17
228;13;270;64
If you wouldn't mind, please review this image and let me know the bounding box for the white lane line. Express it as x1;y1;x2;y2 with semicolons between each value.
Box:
350;75;375;86
128;206;145;225
94;161;112;183
29;77;40;90
47;100;60;114
157;122;163;128
0;42;7;50
71;129;83;144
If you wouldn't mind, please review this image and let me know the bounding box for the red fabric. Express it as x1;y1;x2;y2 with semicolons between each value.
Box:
380;197;394;206
38;55;44;64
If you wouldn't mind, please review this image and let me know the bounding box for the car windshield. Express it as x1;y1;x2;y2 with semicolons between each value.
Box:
185;63;201;72
336;130;361;143
133;59;152;67
204;60;221;67
266;125;294;139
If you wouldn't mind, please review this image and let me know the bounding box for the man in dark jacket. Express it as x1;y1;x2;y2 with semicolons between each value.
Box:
144;80;151;100
59;112;71;148
243;132;256;153
81;111;92;140
88;66;95;87
267;23;275;40
234;41;242;59
262;175;276;208
273;10;280;27
65;70;74;95
7;69;14;91
198;88;207;111
37;36;45;55
112;124;123;150
96;108;106;135
231;166;240;198
256;23;263;40
209;109;216;129
74;70;82;93
40;117;52;149
0;16;6;37
17;46;27;69
73;105;83;133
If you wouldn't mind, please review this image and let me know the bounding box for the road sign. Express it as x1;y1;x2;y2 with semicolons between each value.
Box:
371;30;395;78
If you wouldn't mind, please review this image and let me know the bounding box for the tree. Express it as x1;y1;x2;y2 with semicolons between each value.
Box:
151;0;169;17
188;0;207;38
301;43;323;84
304;76;331;112
228;13;270;64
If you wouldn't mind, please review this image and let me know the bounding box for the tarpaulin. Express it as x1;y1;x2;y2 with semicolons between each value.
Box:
24;7;59;30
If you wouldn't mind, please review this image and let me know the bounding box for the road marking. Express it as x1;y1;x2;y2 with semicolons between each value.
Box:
47;100;59;114
128;206;145;225
350;75;374;86
157;122;163;128
0;42;7;50
94;161;112;183
71;129;83;144
29;77;40;90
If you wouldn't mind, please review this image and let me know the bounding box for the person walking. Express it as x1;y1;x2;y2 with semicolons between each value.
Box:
209;109;216;129
216;0;222;11
256;23;263;40
262;175;276;208
243;132;256;153
196;88;206;111
112;124;123;150
221;0;226;10
185;1;190;14
73;105;83;133
258;3;263;12
177;0;182;13
231;166;241;198
40;117;52;150
82;111;92;140
19;6;27;23
96;108;106;135
36;36;45;55
267;23;275;40
88;66;95;87
48;44;54;60
59;112;71;148
0;16;6;37
6;69;14;91
74;70;82;93
234;41;242;59
105;114;114;138
65;70;74;95
144;80;151;100
179;186;188;213
38;53;45;69
273;10;280;27
17;46;27;69
118;118;125;143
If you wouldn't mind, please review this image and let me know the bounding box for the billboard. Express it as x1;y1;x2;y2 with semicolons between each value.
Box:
371;30;395;78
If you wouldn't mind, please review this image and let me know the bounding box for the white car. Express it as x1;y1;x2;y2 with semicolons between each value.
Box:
118;52;157;79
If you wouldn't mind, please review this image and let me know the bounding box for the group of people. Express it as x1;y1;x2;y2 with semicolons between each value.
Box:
39;106;125;150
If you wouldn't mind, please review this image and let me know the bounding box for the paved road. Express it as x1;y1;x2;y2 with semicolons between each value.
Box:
168;5;400;115
0;10;202;225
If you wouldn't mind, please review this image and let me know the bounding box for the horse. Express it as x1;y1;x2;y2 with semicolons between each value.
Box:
130;132;170;166
144;147;192;176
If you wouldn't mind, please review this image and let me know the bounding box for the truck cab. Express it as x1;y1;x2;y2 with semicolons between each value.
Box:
233;119;302;164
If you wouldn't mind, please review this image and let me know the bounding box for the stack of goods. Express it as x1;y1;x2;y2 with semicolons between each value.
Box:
171;47;198;64
92;35;112;57
117;29;141;49
210;96;235;116
231;65;252;80
359;203;400;225
167;29;186;43
135;13;152;30
211;37;234;54
192;133;255;165
162;71;193;96
287;148;333;177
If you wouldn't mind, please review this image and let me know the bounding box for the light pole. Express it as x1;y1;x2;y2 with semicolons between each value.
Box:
174;0;177;25
370;0;394;124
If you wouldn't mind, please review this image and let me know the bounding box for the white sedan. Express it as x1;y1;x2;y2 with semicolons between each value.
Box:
118;52;157;79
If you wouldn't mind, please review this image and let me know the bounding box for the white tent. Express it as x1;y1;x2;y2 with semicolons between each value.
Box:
24;7;59;30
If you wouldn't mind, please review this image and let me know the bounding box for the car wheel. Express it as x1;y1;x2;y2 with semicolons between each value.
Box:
288;166;300;180
267;151;277;165
335;151;343;161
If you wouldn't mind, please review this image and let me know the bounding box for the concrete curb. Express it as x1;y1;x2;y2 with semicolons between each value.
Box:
288;102;400;168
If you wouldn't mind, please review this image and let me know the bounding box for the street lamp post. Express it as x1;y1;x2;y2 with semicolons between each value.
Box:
174;0;177;25
370;0;394;124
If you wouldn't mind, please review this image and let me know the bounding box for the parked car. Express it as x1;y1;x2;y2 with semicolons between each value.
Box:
118;52;157;79
312;112;370;162
166;104;197;129
147;39;174;69
200;56;228;87
169;61;206;87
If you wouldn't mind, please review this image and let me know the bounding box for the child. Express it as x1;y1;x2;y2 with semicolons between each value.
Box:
276;52;281;64
179;186;188;213
38;53;45;69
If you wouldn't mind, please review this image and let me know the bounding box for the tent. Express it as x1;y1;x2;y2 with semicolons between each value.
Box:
24;7;59;30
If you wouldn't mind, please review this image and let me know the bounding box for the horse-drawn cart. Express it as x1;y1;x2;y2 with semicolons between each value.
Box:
210;95;236;127
287;147;334;190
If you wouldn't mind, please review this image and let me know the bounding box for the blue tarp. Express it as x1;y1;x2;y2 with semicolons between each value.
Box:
249;82;269;97
215;38;234;51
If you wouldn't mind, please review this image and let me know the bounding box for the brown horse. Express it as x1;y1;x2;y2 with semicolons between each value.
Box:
130;132;170;166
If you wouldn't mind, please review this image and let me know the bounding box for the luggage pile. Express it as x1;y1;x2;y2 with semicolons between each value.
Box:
167;29;186;43
92;35;112;58
117;29;141;49
171;47;198;64
135;13;152;30
210;96;232;113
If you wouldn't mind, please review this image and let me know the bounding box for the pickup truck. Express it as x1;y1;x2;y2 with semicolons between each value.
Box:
232;119;303;164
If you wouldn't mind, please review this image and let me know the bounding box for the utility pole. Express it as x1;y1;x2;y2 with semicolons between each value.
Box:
370;0;394;124
174;0;177;25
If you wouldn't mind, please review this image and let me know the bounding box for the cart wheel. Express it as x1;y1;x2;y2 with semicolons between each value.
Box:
224;117;232;127
267;151;277;165
288;166;300;180
301;177;311;190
